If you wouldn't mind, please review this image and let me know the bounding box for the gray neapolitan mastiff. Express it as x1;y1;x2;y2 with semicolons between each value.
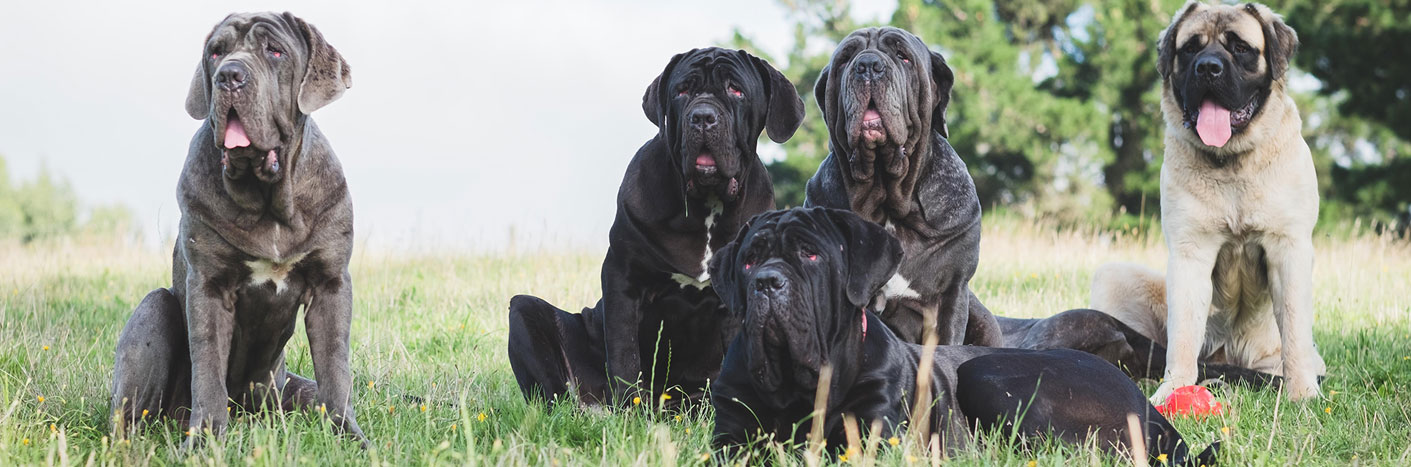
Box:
805;27;1002;346
110;12;365;446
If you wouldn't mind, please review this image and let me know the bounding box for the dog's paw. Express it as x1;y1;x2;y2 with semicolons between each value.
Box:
1283;380;1322;401
1149;381;1179;405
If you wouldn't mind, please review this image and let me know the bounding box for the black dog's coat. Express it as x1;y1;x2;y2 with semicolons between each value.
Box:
997;310;1281;387
708;208;1216;465
507;48;805;405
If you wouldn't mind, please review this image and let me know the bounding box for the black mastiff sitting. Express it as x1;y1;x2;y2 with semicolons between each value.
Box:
708;208;1216;465
804;27;1001;346
110;12;364;446
507;48;805;406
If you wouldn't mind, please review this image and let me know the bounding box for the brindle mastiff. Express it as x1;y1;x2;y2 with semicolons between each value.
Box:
1091;2;1325;404
110;12;364;446
805;27;1002;346
708;208;1217;465
507;48;805;406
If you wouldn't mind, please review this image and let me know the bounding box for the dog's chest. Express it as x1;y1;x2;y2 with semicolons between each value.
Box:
670;197;725;290
244;252;309;294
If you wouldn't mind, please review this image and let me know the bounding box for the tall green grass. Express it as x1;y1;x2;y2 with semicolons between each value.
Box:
0;218;1407;465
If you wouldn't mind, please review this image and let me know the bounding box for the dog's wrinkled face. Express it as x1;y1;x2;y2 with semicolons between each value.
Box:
1158;2;1297;149
643;48;804;201
186;12;351;183
816;27;953;183
709;207;901;400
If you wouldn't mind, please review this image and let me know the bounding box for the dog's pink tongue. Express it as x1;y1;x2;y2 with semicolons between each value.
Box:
863;109;881;123
1196;100;1232;147
224;115;250;149
695;154;715;167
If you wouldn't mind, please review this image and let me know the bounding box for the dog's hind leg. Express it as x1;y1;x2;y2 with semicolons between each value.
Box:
111;288;191;430
507;295;609;405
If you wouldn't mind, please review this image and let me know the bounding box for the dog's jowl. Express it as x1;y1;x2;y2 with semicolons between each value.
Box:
110;12;365;446
506;48;805;406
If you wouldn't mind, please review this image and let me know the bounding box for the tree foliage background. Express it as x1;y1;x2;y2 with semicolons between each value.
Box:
734;0;1410;228
0;154;136;243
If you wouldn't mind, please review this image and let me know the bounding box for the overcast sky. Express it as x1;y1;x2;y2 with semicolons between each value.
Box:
0;0;895;251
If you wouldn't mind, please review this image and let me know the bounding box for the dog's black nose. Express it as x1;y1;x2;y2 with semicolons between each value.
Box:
688;107;718;131
854;54;888;81
752;270;787;294
1195;56;1223;78
215;62;249;92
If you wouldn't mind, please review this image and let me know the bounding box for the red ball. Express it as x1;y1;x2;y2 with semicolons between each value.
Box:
1155;385;1225;418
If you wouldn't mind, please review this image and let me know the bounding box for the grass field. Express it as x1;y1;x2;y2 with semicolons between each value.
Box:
1;217;1408;465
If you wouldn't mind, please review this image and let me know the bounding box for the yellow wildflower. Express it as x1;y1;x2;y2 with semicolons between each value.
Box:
49;424;56;434
42;346;49;351
674;415;682;422
660;393;672;402
451;423;457;431
1027;461;1036;467
141;409;149;418
1220;426;1229;435
685;428;692;435
477;412;487;422
420;404;427;412
632;396;641;405
699;453;710;461
1325;406;1332;414
37;396;44;403
367;380;375;389
22;438;29;446
388;405;395;413
838;453;849;463
888;437;900;446
1157;453;1168;464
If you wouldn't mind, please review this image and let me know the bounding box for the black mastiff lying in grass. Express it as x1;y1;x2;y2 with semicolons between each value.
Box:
707;207;1217;465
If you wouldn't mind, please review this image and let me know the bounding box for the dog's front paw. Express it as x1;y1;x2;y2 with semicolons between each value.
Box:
1282;378;1321;401
1149;380;1179;405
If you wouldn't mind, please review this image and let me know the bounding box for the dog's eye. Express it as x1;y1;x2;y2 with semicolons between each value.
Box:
896;51;909;64
209;48;224;60
677;89;689;97
743;262;752;270
1231;42;1252;54
799;249;818;262
266;44;284;58
1180;40;1201;54
728;86;744;98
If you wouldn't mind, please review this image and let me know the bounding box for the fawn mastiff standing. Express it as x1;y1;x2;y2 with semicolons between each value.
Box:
805;27;1002;346
1091;2;1325;403
110;12;365;446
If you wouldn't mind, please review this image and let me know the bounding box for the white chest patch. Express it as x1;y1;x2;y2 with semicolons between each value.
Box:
672;196;725;290
246;252;307;293
872;273;921;312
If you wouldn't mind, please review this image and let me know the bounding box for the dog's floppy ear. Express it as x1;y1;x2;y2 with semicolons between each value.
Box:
928;50;954;138
1244;3;1299;80
708;215;759;316
745;52;806;143
642;51;688;128
1157;1;1202;81
813;64;831;124
185;23;223;120
820;208;902;307
286;12;352;114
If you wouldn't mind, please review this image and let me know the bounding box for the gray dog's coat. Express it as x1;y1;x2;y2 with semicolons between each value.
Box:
110;12;365;446
805;27;1001;346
